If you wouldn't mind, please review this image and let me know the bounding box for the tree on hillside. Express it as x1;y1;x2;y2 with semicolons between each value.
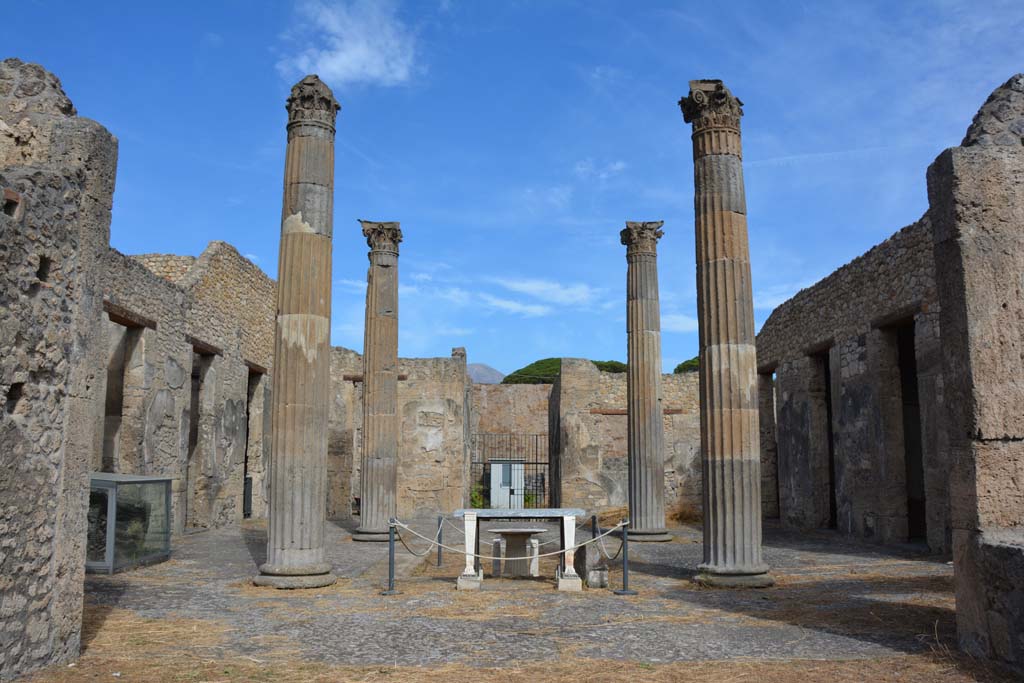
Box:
501;358;628;384
673;356;699;373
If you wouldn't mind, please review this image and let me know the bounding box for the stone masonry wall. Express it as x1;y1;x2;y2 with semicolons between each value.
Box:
328;347;469;521
0;58;116;679
550;359;703;516
100;241;276;530
470;383;551;436
132;253;196;283
756;218;950;553
927;73;1024;671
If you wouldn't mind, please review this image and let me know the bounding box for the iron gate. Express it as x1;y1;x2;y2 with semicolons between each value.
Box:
470;433;548;509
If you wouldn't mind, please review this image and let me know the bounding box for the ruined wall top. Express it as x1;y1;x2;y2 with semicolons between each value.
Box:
679;79;743;129
286;74;340;129
620;221;664;254
0;58;75;121
361;220;403;253
961;73;1024;148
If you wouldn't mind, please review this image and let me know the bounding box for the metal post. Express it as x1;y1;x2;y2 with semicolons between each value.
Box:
613;520;637;596
591;514;598;541
436;515;443;568
381;519;401;595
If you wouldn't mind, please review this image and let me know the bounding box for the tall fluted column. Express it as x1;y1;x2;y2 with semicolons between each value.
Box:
353;221;402;542
255;76;340;588
621;221;672;542
680;80;772;587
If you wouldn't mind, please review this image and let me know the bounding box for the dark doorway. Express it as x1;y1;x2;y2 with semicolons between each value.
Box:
896;323;926;541
812;351;838;529
186;351;214;529
242;370;262;519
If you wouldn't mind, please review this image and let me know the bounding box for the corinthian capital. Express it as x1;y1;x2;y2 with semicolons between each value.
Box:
620;221;664;254
286;75;341;128
360;220;403;253
679;79;743;128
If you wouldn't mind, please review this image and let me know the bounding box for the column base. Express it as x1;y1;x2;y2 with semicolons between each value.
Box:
253;572;338;589
352;531;391;542
694;570;774;589
627;528;674;543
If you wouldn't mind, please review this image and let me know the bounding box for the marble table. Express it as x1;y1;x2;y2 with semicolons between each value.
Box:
487;527;546;577
453;508;586;591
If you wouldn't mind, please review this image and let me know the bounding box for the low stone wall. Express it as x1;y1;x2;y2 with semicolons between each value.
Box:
550;359;703;517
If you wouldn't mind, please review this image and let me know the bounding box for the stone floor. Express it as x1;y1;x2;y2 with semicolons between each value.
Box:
27;519;1018;682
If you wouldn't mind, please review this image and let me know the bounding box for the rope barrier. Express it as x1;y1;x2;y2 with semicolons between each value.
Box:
394;522;444;557
393;519;627;563
597;528;624;562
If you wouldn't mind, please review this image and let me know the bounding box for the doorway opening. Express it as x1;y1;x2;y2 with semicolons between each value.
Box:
895;322;926;541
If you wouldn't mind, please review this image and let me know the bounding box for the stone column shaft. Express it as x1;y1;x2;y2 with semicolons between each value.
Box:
622;221;671;542
681;79;772;587
255;75;340;589
353;221;402;541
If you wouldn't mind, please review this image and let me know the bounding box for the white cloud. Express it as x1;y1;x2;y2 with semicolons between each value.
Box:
277;0;417;87
479;294;551;317
335;277;366;293
662;313;700;333
437;287;471;306
410;272;433;282
491;277;601;306
754;281;818;311
522;185;572;211
574;158;627;181
243;253;260;263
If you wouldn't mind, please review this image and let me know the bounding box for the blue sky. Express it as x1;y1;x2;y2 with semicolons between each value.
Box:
6;1;1023;374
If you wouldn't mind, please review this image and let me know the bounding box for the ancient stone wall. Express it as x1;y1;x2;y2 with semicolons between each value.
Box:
132;253;196;283
98;241;276;530
470;383;551;435
328;347;469;520
550;359;703;517
756;218;950;552
927;73;1024;670
0;58;116;679
100;249;192;531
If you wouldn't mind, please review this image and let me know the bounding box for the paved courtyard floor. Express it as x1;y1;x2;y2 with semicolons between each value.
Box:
28;519;1016;682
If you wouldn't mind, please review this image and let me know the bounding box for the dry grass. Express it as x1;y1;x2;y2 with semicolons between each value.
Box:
27;568;1015;683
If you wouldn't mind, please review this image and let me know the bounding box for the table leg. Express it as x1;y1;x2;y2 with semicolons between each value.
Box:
557;515;583;591
457;512;481;590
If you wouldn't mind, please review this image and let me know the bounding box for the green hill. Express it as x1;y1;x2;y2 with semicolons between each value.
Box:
501;358;628;384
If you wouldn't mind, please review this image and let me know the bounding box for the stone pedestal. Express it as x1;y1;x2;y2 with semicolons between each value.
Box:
680;79;772;588
255;75;340;589
621;221;672;542
353;221;402;542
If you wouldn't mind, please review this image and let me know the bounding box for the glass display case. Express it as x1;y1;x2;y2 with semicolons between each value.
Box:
87;473;172;573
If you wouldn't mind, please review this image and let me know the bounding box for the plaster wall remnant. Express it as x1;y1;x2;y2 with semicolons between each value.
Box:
0;57;115;680
353;220;403;541
681;79;772;588
255;75;339;589
621;221;671;541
